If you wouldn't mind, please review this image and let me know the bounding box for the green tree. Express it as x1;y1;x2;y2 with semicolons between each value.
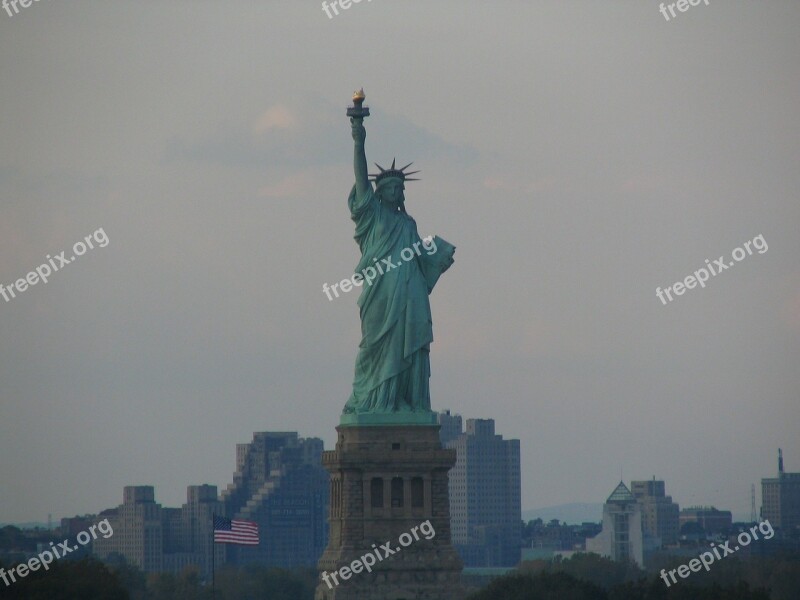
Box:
520;553;643;590
468;571;607;600
212;564;314;600
0;557;128;600
104;553;146;600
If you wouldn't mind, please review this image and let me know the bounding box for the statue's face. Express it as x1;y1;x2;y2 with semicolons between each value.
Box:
380;180;405;209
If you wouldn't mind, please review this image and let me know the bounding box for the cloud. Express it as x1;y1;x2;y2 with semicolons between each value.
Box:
164;95;478;171
526;177;561;194
483;177;507;190
619;173;669;194
258;172;313;198
254;105;297;133
481;176;568;195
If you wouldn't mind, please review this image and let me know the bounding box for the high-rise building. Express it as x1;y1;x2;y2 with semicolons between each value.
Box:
438;410;462;446
631;478;680;546
93;485;223;577
438;412;521;567
93;434;329;575
220;432;329;568
679;506;732;535
171;485;222;576
94;486;164;573
762;449;800;532
119;486;162;572
585;481;644;566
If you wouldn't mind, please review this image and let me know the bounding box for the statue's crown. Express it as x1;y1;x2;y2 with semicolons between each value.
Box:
369;159;420;184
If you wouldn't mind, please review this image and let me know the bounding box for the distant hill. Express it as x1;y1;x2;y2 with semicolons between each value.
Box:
0;522;52;530
523;503;603;524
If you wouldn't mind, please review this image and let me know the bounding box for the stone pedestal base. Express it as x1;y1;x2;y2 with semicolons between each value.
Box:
315;424;464;600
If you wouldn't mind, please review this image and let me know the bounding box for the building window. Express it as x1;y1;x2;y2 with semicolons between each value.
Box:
391;477;404;508
411;477;424;508
371;478;384;508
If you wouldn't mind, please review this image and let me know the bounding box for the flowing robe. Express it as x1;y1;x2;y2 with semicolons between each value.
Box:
343;184;453;414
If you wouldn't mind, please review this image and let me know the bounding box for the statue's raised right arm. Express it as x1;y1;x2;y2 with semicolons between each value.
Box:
351;117;369;199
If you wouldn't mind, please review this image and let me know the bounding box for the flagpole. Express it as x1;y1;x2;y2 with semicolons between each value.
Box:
211;514;216;600
210;514;258;599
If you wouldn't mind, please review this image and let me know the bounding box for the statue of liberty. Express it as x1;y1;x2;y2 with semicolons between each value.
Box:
341;90;455;425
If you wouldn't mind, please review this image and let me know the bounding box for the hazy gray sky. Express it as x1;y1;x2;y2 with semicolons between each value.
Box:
1;1;798;524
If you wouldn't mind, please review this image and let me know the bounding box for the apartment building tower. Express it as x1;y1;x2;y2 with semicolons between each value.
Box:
762;449;800;531
438;411;521;567
631;478;680;546
220;431;329;568
586;481;644;567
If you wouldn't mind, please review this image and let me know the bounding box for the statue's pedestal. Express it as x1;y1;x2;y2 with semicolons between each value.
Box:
315;424;464;600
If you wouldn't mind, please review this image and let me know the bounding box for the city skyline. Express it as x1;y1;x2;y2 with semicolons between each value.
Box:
1;1;798;525
0;421;785;527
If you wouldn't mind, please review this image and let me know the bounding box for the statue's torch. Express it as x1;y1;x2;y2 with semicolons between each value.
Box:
346;88;370;119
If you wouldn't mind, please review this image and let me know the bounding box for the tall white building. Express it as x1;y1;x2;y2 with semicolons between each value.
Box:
631;478;679;546
586;481;644;567
93;485;223;577
438;411;521;567
762;449;800;531
93;486;164;573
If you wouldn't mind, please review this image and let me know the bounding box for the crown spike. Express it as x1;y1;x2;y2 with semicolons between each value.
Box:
369;159;421;185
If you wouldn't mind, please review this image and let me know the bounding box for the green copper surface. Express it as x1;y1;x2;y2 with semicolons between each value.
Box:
341;93;454;426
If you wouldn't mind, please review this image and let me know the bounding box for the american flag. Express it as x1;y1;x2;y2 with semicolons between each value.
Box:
213;515;259;546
